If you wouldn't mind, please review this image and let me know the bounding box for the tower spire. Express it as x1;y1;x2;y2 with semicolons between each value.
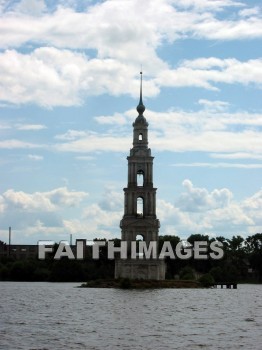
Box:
139;71;143;105
136;71;145;115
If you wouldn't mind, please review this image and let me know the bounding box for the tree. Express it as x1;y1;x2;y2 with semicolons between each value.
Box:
198;273;214;287
245;233;262;281
187;234;209;244
179;266;195;280
158;235;181;278
227;235;244;252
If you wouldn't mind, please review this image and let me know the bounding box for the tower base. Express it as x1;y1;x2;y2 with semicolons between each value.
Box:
115;258;166;280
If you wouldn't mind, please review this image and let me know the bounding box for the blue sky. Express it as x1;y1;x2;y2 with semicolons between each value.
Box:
0;0;261;244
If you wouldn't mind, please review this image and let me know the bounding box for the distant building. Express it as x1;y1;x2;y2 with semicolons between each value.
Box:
0;241;38;259
0;239;89;260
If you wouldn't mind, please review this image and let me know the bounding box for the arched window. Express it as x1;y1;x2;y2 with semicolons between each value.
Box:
136;234;144;241
136;234;144;257
137;170;144;186
139;133;143;141
137;197;143;216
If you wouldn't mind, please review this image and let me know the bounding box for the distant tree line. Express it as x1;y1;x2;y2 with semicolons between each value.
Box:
159;233;262;284
0;233;261;283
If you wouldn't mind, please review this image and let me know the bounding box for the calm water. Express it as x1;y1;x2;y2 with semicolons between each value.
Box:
0;283;261;350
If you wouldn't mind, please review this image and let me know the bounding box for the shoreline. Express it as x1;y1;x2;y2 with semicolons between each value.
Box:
80;279;202;289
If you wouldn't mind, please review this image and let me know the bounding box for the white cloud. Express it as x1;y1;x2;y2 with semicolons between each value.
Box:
0;2;166;69
0;0;260;51
0;195;5;213
55;129;92;141
193;15;262;40
94;105;262;130
198;99;230;111
157;181;261;236
172;162;262;169
54;104;262;156
95;113;128;126
157;198;192;228
99;187;123;212
174;0;244;11
24;220;64;238
1;180;261;242
76;156;95;161
13;0;47;16
0;1;261;107
0;47;261;107
0;47;159;107
0;187;90;241
55;131;129;153
48;187;88;207
203;204;254;227
63;218;115;239
156;58;262;90
0;139;42;149
2;187;88;212
0;122;11;130
83;203;121;226
28;154;43;161
0;185;122;241
243;189;262;210
239;6;260;17
149;108;262;155
0;48;87;107
176;179;233;212
3;189;55;212
16;124;47;131
210;153;262;160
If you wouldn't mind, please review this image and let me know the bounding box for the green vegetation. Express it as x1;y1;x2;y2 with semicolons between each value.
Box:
0;233;261;283
198;273;215;287
160;233;262;283
179;266;196;280
0;253;115;282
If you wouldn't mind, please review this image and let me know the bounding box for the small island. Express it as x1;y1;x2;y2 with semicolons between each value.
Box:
80;278;202;289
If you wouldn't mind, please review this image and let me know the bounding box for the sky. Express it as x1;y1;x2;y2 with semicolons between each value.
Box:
0;0;261;244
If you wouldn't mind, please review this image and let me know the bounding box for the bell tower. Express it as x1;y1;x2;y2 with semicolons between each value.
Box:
115;72;165;280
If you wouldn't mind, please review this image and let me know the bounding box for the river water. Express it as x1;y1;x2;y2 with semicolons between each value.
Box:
0;282;261;350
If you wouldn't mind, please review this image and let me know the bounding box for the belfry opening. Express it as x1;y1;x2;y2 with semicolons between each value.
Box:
114;73;166;280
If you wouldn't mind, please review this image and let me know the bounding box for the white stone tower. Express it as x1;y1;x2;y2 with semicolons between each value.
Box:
115;73;165;280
